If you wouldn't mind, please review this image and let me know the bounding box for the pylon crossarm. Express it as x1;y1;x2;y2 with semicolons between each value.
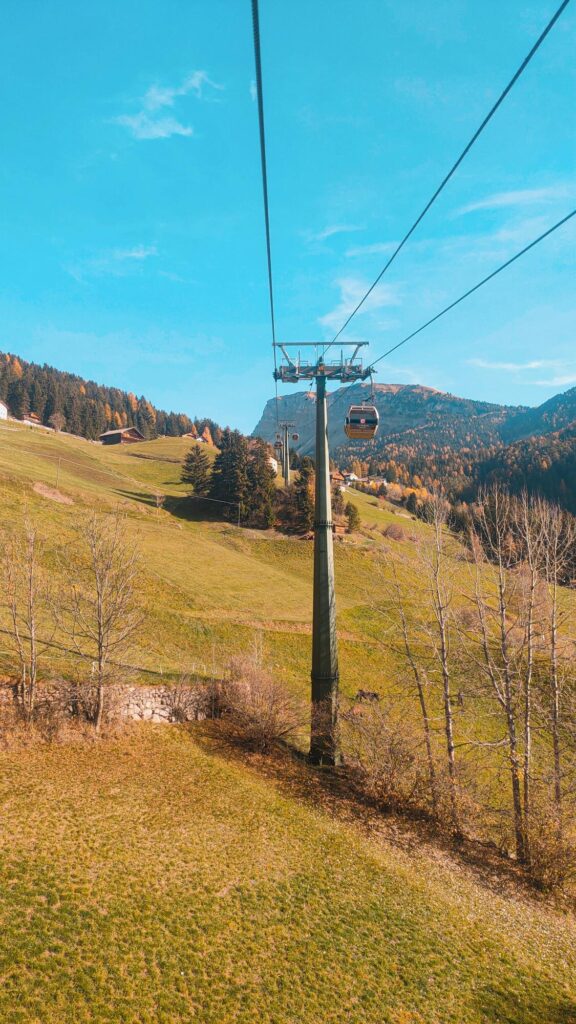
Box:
274;360;373;384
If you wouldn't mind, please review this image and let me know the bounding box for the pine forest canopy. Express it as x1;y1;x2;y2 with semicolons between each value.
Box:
0;351;223;443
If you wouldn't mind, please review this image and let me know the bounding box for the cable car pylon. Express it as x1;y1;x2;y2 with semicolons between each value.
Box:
274;342;374;765
277;421;297;486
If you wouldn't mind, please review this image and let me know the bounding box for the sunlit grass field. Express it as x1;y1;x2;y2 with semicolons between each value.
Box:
0;420;572;716
1;424;576;1023
1;726;575;1024
0;422;430;694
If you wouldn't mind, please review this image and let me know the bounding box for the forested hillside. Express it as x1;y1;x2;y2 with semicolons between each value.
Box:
0;351;222;442
501;385;576;442
471;422;576;514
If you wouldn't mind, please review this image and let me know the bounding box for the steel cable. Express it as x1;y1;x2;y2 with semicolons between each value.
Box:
324;0;572;352
251;0;280;422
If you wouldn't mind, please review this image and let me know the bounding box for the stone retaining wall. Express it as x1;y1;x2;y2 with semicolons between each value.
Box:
0;680;213;724
115;684;211;723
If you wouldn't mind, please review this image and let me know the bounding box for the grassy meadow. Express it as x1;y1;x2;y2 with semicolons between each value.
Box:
1;421;576;1023
1;726;575;1024
0;421;426;694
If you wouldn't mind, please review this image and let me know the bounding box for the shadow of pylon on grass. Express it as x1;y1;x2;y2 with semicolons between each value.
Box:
187;720;575;914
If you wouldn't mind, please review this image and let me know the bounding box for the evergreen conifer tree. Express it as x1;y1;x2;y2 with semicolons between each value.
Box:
405;491;418;514
29;380;47;420
345;501;361;533
246;440;276;528
8;380;30;419
294;457;315;533
209;429;249;520
181;445;211;496
332;484;345;516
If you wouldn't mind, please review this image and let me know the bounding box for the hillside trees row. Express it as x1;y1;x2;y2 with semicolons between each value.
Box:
361;489;576;888
274;457;316;534
0;352;223;442
471;424;576;515
344;423;576;517
182;430;276;529
181;443;362;535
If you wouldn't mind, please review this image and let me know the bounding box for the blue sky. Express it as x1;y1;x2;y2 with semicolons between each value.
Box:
0;0;574;432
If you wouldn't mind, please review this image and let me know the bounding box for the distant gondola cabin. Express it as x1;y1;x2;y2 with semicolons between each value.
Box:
99;427;145;445
344;404;379;440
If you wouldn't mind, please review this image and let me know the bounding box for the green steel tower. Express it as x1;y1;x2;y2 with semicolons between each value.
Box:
274;343;373;764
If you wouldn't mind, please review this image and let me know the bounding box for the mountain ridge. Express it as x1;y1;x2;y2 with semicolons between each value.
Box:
252;381;528;457
501;385;576;442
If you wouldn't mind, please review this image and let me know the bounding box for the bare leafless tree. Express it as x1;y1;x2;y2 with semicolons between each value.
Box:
62;513;143;731
220;652;306;752
363;547;442;819
538;500;576;835
343;698;426;811
387;562;439;817
1;519;53;721
514;490;546;859
369;501;462;828
420;497;460;832
468;487;527;862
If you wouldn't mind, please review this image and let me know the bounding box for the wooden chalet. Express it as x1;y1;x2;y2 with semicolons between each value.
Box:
22;412;42;426
99;427;145;446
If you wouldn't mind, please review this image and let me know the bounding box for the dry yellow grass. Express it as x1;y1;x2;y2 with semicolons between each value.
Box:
0;726;574;1024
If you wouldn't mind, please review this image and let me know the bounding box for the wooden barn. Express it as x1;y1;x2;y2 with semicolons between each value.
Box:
22;412;42;426
99;427;145;446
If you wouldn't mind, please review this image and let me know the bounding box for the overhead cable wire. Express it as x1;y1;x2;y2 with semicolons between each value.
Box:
251;0;280;423
331;210;575;413
324;0;572;353
369;210;575;368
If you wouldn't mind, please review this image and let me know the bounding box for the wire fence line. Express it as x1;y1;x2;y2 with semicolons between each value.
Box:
0;437;246;523
0;626;185;681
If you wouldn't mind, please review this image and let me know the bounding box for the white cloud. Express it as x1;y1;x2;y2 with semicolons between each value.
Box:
309;224;363;243
249;80;257;102
318;276;402;333
467;358;576;387
435;210;574;267
114;70;222;140
159;269;186;283
143;71;221;111
535;374;576;387
345;241;396;258
394;77;450;105
113;245;157;261
467;358;561;372
115;112;193;140
66;244;157;281
458;186;571;216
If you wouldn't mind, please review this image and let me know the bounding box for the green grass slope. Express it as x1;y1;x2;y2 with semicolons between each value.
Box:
0;422;421;693
1;727;574;1024
1;419;573;703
